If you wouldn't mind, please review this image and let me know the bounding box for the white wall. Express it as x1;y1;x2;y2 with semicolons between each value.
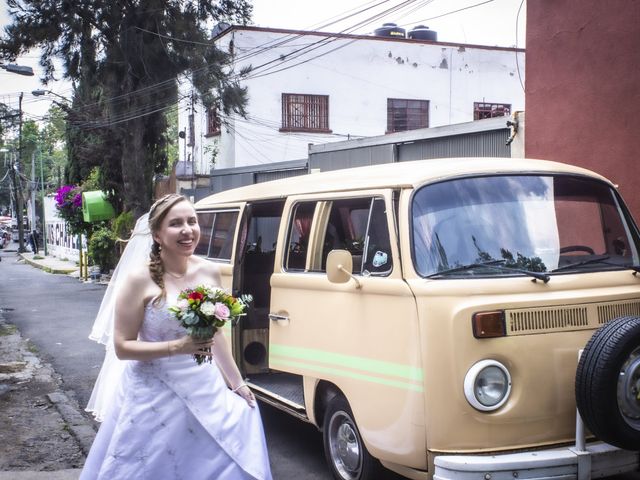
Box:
44;196;85;262
180;28;525;170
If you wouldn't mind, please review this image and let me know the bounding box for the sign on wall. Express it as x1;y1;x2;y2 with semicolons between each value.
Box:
44;196;86;262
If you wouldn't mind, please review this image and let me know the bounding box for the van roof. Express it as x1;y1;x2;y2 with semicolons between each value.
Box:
195;157;610;207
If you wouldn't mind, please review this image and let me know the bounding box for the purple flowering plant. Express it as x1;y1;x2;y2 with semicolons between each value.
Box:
54;185;88;234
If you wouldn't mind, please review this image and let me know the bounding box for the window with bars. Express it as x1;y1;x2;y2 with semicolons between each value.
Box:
206;107;221;136
387;98;429;133
473;102;511;120
281;93;331;133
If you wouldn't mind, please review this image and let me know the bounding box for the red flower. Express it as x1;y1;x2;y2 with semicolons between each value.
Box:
188;291;204;302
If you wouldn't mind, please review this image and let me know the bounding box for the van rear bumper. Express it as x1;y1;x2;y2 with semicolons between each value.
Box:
434;442;640;480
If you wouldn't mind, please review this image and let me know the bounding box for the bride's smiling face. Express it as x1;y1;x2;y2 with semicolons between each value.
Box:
154;201;200;257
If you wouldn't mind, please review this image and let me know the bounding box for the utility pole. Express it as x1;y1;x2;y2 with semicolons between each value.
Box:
31;151;37;232
39;151;48;256
15;92;26;253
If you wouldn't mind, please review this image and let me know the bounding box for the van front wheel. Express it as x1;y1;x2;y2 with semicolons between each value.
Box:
575;315;640;450
323;395;380;480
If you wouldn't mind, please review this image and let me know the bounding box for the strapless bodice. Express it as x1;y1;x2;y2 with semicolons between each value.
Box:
139;300;187;342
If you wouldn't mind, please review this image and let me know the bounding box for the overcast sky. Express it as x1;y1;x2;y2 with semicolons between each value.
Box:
1;0;526;120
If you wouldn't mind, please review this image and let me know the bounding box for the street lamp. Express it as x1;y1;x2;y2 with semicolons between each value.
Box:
32;89;70;106
0;63;34;76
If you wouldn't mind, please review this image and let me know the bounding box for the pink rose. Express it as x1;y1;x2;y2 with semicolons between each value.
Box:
214;303;230;320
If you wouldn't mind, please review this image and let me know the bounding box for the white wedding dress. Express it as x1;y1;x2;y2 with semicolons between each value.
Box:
80;299;272;480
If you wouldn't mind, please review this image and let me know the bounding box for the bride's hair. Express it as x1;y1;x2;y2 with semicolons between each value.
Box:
148;194;189;304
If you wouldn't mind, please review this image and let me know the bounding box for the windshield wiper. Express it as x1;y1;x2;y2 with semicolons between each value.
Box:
552;255;640;274
427;260;550;283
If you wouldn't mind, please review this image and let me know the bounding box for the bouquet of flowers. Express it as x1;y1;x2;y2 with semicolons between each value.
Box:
168;285;252;365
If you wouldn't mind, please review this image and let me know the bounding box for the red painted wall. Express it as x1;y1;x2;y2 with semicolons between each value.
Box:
525;0;640;220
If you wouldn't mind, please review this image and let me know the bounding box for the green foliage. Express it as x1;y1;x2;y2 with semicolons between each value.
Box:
113;211;135;240
82;167;102;192
88;225;117;273
165;108;179;175
1;0;252;218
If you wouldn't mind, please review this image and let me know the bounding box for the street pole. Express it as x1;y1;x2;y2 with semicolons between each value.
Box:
31;151;37;239
15;92;26;253
39;152;48;256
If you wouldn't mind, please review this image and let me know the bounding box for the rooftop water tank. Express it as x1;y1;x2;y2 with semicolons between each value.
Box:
374;23;406;39
408;25;437;42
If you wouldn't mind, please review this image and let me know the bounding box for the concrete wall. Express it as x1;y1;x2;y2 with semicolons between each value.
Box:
525;0;640;219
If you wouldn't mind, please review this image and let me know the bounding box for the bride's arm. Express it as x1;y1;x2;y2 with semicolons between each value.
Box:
113;272;213;361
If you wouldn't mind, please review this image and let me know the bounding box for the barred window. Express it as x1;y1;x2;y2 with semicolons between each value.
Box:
281;93;331;133
206;107;221;136
474;102;511;120
387;98;429;133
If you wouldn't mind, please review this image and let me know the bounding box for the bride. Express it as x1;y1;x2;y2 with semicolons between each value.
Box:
81;194;272;479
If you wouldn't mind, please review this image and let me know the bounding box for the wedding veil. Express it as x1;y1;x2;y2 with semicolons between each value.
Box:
85;213;152;421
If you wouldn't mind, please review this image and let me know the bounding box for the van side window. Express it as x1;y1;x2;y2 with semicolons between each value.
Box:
314;197;393;275
363;198;393;276
196;210;239;260
285;202;315;271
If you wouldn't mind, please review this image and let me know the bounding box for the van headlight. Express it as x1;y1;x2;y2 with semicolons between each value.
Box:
464;360;511;411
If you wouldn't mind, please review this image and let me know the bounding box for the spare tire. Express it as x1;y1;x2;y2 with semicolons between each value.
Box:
575;315;640;450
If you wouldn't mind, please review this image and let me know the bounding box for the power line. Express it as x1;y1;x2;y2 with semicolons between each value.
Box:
406;0;496;24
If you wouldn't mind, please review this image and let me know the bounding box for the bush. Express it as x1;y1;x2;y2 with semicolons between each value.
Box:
88;226;117;273
113;211;135;240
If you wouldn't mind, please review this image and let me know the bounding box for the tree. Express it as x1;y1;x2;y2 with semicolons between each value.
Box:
1;0;252;218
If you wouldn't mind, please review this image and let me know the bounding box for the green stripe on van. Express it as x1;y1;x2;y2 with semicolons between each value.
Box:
270;355;424;392
270;343;423;382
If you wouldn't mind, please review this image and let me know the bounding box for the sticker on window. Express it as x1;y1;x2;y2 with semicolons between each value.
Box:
372;251;388;267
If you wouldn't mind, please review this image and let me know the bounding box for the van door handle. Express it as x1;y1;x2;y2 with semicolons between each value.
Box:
269;313;289;323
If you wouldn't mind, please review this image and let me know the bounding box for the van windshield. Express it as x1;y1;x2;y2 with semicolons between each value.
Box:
411;175;640;278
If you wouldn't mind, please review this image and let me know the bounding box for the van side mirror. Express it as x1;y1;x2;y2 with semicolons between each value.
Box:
326;250;362;289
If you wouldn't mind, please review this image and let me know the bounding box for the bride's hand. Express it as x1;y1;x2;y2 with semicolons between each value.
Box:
172;335;215;356
233;384;256;408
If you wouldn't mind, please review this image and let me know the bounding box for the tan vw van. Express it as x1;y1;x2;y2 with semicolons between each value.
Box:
195;158;640;480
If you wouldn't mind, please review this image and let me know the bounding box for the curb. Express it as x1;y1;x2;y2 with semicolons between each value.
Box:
48;391;97;456
0;470;82;479
18;253;78;275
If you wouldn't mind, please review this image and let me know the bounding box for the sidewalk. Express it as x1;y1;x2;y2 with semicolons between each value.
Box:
18;251;80;276
1;247;93;478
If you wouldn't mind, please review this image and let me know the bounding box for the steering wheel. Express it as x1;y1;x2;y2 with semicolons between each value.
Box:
560;245;595;255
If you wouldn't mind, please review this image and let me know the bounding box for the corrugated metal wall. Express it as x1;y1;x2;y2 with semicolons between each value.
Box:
308;144;394;172
255;168;307;183
397;129;510;161
209;163;308;194
200;125;511;194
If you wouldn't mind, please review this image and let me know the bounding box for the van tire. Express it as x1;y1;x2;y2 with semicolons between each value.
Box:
323;395;381;480
575;315;640;450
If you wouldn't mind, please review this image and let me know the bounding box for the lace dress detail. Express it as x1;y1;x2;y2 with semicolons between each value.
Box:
80;301;272;480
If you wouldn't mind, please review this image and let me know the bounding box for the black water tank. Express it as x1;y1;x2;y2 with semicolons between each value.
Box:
374;23;406;39
408;25;437;41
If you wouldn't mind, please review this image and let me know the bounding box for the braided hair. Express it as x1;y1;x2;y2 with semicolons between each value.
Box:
147;194;189;305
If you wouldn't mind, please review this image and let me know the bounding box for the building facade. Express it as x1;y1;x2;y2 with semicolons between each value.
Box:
525;0;640;219
178;25;525;176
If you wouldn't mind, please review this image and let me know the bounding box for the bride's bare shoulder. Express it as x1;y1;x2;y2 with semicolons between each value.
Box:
117;264;154;291
190;256;221;283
